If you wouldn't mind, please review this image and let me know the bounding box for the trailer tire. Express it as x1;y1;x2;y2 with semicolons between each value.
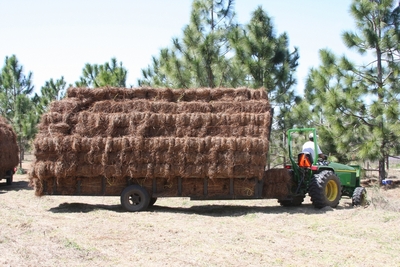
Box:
148;197;157;207
352;187;367;207
120;185;150;212
278;196;304;207
6;170;13;186
309;170;341;208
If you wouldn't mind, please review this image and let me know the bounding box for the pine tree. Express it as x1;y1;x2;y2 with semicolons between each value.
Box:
305;0;400;182
0;55;36;169
0;55;34;122
75;58;127;87
34;76;66;115
138;0;238;88
230;7;301;167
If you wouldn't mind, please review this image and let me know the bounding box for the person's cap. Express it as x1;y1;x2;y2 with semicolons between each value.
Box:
309;133;318;138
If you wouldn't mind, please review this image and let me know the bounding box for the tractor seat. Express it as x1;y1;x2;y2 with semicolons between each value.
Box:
298;152;313;167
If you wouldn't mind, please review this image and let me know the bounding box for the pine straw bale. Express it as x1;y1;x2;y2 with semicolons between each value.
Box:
38;112;78;133
29;176;44;196
31;160;265;192
48;123;70;135
206;101;270;114
0;116;19;173
67;87;267;102
67;87;168;101
31;136;268;182
34;136;268;157
89;100;270;114
262;168;292;198
71;112;271;138
49;97;85;113
40;112;64;125
30;87;271;196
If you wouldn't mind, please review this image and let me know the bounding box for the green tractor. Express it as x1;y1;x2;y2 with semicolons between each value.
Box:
279;128;367;208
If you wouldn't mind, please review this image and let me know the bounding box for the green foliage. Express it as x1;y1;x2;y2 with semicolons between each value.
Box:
0;55;39;163
138;1;302;167
75;58;127;88
305;0;400;181
34;77;66;115
230;8;299;95
0;55;34;122
138;0;238;88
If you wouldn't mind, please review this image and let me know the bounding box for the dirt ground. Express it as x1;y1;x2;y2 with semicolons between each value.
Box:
1;158;400;267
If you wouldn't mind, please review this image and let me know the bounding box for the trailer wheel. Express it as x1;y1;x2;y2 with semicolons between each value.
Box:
309;170;341;208
352;187;367;207
278;196;304;207
148;197;157;207
120;185;150;212
6;170;13;186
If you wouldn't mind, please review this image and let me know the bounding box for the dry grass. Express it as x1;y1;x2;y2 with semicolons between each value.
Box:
1;158;400;267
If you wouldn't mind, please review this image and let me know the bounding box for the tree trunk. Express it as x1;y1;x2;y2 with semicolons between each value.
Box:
18;138;23;170
386;155;389;170
378;158;385;184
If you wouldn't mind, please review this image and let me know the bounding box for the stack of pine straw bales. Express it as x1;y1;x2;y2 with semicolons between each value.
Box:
29;87;282;197
0;116;19;175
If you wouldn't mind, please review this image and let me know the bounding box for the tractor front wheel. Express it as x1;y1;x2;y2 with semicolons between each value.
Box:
352;187;367;207
309;170;341;208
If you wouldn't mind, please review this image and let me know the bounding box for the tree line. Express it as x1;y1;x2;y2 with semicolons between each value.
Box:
0;0;399;182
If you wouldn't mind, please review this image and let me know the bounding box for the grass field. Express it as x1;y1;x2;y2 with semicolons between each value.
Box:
1;158;399;267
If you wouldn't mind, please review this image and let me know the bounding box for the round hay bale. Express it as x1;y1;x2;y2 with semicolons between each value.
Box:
0;116;19;173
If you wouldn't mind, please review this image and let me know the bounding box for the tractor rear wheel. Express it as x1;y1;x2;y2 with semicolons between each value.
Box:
120;185;150;212
352;187;367;207
309;170;341;208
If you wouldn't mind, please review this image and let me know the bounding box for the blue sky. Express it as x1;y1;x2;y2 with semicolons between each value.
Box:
0;0;364;95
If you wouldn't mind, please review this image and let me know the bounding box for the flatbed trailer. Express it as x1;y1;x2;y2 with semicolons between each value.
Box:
29;87;282;211
0;169;14;186
40;169;291;211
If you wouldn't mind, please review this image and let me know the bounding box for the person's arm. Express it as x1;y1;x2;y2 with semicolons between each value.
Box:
317;145;326;159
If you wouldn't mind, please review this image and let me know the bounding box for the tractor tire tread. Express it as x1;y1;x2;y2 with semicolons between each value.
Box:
352;187;367;206
309;170;341;208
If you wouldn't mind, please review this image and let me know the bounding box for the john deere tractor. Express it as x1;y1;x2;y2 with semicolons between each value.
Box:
279;128;367;208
